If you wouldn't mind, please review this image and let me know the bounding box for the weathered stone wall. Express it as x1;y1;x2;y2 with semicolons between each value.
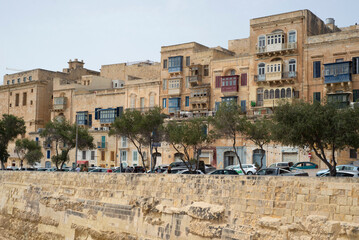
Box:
1;172;359;240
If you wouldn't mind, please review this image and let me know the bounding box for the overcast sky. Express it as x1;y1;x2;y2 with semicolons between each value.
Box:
1;0;359;81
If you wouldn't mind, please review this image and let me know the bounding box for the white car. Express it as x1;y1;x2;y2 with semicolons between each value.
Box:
225;164;257;175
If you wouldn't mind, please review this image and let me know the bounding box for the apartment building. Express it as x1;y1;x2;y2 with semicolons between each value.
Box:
2;9;359;169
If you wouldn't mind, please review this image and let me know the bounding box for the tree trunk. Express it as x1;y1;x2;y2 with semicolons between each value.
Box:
232;134;246;175
1;160;5;170
258;146;265;172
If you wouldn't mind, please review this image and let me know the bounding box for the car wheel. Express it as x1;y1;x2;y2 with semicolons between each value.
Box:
247;171;253;175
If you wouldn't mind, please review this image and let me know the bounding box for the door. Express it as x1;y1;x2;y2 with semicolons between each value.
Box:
224;151;236;168
253;149;266;167
282;152;298;163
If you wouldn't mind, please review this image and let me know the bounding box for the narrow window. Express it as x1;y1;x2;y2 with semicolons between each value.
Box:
82;151;86;159
313;61;321;78
185;96;189;107
162;79;167;90
91;151;95;160
162;98;167;108
275;89;280;99
111;151;115;161
204;65;209;76
101;151;105;161
313;92;321;102
22;92;27;106
163;59;167;69
15;94;19;106
186;56;190;66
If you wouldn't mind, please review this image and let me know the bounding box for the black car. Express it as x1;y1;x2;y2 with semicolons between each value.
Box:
256;167;308;176
207;169;239;175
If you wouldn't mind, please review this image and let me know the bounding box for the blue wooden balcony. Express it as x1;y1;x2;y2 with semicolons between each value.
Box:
324;62;352;84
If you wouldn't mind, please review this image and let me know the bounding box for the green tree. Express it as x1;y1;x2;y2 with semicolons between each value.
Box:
164;117;212;172
0;114;26;169
40;119;94;169
272;101;359;176
210;102;247;174
15;138;43;167
241;117;272;171
110;107;165;171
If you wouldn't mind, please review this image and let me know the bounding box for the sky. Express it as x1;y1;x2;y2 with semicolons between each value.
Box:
1;0;359;81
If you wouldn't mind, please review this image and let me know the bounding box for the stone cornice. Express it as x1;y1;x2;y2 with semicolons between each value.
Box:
251;16;304;29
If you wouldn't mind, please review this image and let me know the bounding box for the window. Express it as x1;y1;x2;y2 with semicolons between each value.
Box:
22;92;27;106
353;57;359;74
6;80;9;85
350;149;357;159
270;89;274;99
111;151;115;161
15;94;19;106
31;89;33;93
162;79;167;90
313;61;321;78
76;111;88;125
121;136;127;148
149;95;155;107
168;56;183;72
47;150;51;159
121;150;127;162
163;59;167;69
132;151;138;166
275;89;280;99
29;76;32;81
258;63;265;75
140;97;145;110
162;98;167;108
101;151;105;161
264;90;269;99
204;65;209;76
11;79;14;84
17;78;20;83
294;91;299;98
258;35;265;47
288;30;296;43
229;69;235;75
91;151;95;160
169;79;180;89
281;88;285;98
241;73;247;86
130;96;136;108
185;96;189;107
215;76;221;88
23;77;26;82
286;88;292;98
353;90;359;102
215;102;221;111
241;100;246;112
168;98;181;113
185;76;189;88
186;56;190;66
313;92;321;103
82;151;86;160
221;96;238;103
289;59;296;72
30;101;33;105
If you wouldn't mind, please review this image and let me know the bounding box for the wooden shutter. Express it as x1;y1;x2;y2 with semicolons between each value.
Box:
241;73;247;86
313;61;321;78
215;76;221;88
353;57;358;74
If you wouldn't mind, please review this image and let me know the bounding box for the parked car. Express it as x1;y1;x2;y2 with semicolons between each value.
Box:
268;162;293;170
316;165;359;176
207;169;239;175
36;168;50;171
163;167;188;174
89;168;110;173
319;170;359;177
176;169;204;174
205;164;216;173
291;162;318;169
226;164;257;175
256;167;308;176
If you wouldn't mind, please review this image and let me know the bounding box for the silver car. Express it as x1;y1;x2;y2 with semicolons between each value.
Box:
316;165;359;176
319;170;359;177
225;164;257;175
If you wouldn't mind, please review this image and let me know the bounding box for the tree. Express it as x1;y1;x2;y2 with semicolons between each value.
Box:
109;107;165;172
15;138;43;167
272;101;359;176
0;114;26;169
210;101;247;174
40;119;94;169
164;117;212;172
241;117;272;171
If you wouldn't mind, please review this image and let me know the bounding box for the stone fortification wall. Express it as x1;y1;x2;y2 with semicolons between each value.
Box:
1;172;359;240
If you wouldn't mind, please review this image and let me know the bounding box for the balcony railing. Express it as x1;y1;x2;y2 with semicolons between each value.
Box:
324;62;352;84
97;142;108;149
256;42;297;54
254;71;297;82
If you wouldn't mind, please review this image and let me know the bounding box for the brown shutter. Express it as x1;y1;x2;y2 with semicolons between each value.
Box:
241;73;247;86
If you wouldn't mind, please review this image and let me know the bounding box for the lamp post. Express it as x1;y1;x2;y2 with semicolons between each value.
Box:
75;123;78;168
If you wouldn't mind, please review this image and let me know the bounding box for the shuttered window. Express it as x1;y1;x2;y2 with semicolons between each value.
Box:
313;92;321;103
241;73;247;86
353;57;359;74
353;90;359;102
215;76;221;88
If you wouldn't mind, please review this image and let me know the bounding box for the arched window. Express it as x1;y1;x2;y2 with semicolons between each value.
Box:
258;63;265;75
264;90;269;99
281;88;285;98
289;59;296;72
275;89;280;99
230;69;236;75
286;88;291;98
288;30;296;43
270;90;274;99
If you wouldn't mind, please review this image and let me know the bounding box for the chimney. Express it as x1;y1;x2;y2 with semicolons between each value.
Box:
326;18;336;31
67;59;84;70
